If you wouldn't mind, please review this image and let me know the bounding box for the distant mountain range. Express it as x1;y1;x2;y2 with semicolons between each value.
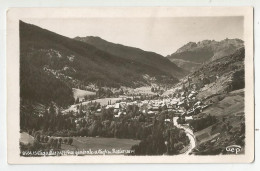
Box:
20;21;186;106
166;39;244;72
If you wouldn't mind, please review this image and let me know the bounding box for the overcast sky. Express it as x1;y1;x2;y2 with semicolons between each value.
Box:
23;17;243;56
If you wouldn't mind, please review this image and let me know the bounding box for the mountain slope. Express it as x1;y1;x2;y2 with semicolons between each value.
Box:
167;47;245;155
167;39;244;72
20;58;75;106
74;36;187;79
189;48;245;155
191;47;245;99
20;21;182;106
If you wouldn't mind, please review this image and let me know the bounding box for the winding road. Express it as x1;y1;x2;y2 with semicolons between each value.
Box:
173;117;196;155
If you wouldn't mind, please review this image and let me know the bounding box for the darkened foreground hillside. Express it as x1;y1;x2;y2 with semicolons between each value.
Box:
20;21;182;105
74;36;187;79
167;39;244;72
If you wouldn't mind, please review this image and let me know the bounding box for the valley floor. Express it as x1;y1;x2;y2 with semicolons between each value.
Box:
61;137;140;155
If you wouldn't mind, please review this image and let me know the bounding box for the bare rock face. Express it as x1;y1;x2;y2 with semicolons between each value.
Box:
175;42;197;54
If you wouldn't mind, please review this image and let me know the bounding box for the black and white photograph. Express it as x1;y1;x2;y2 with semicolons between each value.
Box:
6;7;254;164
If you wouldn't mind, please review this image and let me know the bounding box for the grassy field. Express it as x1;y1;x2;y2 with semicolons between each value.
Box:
191;89;245;154
92;97;122;106
130;86;157;95
194;89;244;144
64;97;123;113
61;137;140;154
202;89;244;117
72;88;96;100
20;132;34;145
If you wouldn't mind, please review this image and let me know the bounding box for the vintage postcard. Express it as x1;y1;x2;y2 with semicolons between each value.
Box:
6;7;254;164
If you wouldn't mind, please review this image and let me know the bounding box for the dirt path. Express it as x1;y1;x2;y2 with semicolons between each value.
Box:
173;117;196;155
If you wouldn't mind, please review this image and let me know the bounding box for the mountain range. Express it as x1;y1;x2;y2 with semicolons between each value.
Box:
20;20;244;108
167;39;244;72
20;21;186;106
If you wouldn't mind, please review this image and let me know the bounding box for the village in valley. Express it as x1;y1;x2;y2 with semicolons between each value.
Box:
69;77;210;128
21;60;245;156
19;20;246;156
55;74;217;155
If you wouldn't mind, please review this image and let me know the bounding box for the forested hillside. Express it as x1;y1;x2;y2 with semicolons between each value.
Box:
20;21;183;106
75;36;187;79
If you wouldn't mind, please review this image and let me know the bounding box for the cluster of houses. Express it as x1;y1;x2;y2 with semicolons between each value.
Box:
67;75;214;126
96;88;207;121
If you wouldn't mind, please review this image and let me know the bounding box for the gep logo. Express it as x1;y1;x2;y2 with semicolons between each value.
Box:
226;145;242;154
